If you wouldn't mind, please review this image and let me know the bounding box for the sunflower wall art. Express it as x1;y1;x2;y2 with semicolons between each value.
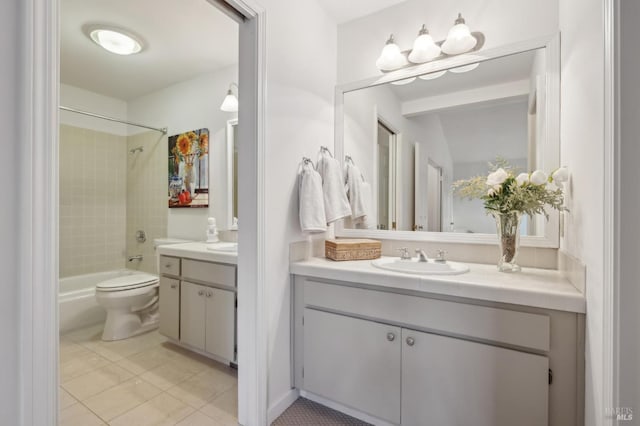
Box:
168;128;209;208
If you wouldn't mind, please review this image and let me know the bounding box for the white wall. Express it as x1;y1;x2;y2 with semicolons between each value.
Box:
60;84;129;135
559;0;604;425
337;0;560;83
127;65;239;240
0;0;20;422
254;0;338;419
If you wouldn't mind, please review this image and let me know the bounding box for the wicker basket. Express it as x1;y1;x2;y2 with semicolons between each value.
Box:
325;239;382;261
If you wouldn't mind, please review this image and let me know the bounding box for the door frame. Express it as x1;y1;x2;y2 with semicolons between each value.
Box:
21;0;268;424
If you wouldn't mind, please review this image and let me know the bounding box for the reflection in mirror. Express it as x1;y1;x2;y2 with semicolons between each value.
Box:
343;48;548;236
227;119;239;229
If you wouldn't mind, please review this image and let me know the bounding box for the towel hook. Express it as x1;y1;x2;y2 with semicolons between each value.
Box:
345;155;355;165
302;156;315;168
320;146;334;158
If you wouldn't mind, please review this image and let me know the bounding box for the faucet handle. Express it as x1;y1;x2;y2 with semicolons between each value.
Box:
434;249;447;263
397;247;411;260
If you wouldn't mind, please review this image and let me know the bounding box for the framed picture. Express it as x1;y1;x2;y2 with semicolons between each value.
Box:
168;128;209;208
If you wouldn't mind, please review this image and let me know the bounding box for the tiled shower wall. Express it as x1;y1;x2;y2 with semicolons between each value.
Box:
59;125;127;277
126;131;169;274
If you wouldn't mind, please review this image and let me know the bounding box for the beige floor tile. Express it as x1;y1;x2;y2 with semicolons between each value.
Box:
62;363;134;401
116;346;176;375
175;410;222;426
82;377;162;421
199;386;238;426
59;388;78;410
140;360;202;390
60;353;112;383
59;403;106;426
60;340;93;364
80;331;160;362
109;392;195;426
166;368;237;409
62;324;104;343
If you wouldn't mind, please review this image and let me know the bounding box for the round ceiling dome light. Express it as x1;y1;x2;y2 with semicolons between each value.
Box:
86;25;144;55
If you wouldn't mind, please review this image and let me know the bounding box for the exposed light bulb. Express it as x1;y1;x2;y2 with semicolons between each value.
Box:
391;77;417;86
418;70;447;80
449;63;480;73
375;34;408;71
441;13;477;55
408;25;441;64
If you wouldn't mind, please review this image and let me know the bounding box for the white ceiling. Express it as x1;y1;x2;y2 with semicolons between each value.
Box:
317;0;407;24
60;0;239;100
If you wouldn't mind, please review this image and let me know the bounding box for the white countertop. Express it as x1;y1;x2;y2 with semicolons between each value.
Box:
157;242;238;265
290;257;585;313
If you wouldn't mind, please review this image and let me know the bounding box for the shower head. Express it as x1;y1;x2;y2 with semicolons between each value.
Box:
129;146;144;154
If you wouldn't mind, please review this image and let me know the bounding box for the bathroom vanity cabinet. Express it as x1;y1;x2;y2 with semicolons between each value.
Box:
291;259;585;426
159;254;237;364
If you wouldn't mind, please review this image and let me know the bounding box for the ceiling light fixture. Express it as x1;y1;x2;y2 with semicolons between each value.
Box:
448;63;480;73
391;77;417;86
441;13;478;55
408;25;441;64
418;70;447;80
220;83;239;112
375;34;408;72
86;25;144;56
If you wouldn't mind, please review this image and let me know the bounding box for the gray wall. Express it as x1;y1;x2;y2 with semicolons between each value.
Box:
618;0;640;415
0;0;21;422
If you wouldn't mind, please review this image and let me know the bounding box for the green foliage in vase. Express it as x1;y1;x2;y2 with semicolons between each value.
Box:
452;159;568;219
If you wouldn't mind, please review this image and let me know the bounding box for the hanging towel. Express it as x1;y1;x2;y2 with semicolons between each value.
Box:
357;181;374;229
345;162;368;220
317;152;352;224
298;162;327;233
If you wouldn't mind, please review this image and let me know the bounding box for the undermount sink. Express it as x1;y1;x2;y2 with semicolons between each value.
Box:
206;242;238;252
371;258;469;275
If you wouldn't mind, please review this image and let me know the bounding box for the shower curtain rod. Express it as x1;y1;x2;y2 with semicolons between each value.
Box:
59;106;168;135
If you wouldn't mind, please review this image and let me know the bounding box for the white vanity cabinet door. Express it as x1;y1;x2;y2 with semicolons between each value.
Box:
303;308;402;424
204;288;235;361
159;277;180;340
401;329;549;426
180;281;206;350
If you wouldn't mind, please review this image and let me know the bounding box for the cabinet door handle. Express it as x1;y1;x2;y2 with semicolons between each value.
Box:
206;291;213;297
386;332;396;342
164;263;172;268
170;283;177;289
198;290;204;296
406;337;415;346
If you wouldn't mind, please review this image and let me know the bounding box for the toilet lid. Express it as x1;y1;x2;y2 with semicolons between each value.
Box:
96;272;159;291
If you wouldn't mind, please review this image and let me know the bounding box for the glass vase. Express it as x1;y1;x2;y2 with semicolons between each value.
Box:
492;212;522;272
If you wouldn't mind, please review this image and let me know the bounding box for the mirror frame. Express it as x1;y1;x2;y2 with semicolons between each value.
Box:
335;34;561;248
226;118;238;230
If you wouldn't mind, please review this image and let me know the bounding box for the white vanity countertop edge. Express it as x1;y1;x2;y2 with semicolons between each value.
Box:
290;257;585;314
157;242;238;265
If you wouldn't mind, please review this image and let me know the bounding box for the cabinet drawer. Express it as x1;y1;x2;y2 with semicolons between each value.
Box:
303;280;550;352
182;259;236;288
159;256;180;276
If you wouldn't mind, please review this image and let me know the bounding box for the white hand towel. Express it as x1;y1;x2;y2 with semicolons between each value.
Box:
345;162;367;220
358;181;374;229
298;163;327;233
317;153;352;224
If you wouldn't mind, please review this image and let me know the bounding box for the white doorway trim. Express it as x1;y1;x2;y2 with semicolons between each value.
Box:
22;0;268;424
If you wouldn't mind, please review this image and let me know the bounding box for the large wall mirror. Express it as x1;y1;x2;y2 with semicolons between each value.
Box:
335;35;560;247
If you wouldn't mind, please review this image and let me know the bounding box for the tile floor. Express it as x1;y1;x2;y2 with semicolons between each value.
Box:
59;324;238;426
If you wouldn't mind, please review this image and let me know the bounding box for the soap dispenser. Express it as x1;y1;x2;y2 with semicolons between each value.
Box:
206;217;219;243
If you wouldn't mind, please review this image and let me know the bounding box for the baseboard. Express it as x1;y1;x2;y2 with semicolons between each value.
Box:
267;388;300;424
299;390;396;426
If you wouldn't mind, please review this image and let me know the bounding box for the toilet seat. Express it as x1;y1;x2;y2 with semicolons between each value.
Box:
96;273;158;292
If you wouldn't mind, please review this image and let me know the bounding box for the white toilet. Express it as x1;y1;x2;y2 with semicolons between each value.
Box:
95;272;160;341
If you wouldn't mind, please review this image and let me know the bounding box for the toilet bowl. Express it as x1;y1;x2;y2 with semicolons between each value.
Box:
95;272;160;341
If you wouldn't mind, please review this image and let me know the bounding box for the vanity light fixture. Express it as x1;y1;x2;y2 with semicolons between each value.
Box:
86;25;144;55
441;13;478;55
220;83;239;112
419;70;447;80
391;77;417;86
408;25;441;64
449;63;480;73
375;34;408;71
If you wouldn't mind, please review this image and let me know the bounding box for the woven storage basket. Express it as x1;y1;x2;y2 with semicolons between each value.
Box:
325;239;382;261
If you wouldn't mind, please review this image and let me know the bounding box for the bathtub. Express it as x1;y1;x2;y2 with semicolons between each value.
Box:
59;269;141;333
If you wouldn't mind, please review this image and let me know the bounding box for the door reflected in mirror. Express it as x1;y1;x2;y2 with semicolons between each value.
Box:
227;119;238;229
342;48;548;236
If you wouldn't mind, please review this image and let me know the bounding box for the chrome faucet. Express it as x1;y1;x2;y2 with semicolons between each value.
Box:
128;255;143;262
434;249;447;263
415;249;429;262
397;247;412;260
